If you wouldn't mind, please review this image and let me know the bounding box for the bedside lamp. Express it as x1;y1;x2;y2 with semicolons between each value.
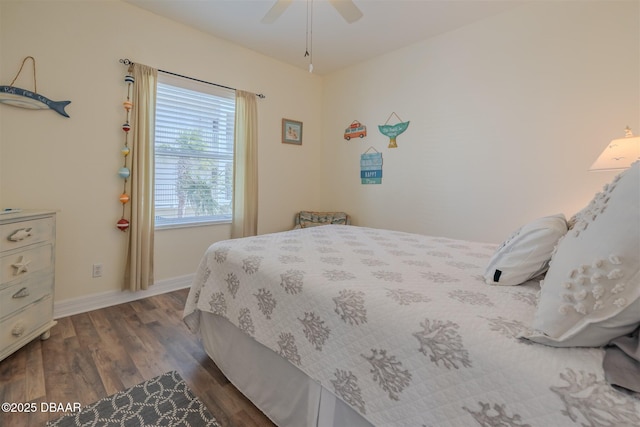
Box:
590;126;640;171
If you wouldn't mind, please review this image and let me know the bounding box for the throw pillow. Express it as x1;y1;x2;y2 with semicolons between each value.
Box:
527;161;640;347
484;214;568;286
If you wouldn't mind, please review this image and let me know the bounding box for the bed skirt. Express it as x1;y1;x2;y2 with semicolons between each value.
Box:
199;312;373;427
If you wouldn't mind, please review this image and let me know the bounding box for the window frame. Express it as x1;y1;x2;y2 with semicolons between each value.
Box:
154;72;235;230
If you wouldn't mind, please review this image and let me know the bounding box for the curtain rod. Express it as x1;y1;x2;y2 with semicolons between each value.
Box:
119;58;265;99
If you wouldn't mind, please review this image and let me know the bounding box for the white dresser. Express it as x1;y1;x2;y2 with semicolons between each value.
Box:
0;210;57;362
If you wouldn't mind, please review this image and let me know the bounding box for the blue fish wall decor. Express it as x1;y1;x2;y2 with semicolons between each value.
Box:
0;85;71;118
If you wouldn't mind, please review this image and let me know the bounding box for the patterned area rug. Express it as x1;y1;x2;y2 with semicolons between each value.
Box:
46;371;220;427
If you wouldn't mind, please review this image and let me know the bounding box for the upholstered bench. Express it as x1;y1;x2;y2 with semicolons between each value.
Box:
293;211;351;229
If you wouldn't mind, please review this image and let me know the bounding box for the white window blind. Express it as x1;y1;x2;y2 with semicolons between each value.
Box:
154;73;235;228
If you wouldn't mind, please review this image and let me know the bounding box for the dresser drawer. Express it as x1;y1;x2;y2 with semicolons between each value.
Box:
0;244;53;285
0;216;55;253
0;270;53;320
0;296;53;351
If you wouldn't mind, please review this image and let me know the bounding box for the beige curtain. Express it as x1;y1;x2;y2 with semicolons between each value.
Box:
125;63;157;291
231;90;258;238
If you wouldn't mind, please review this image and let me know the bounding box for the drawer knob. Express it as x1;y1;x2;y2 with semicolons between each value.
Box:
12;287;30;299
11;256;31;275
8;227;33;242
12;324;25;337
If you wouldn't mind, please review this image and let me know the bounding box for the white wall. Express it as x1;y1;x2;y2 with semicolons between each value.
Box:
0;0;323;302
2;0;637;309
321;1;639;243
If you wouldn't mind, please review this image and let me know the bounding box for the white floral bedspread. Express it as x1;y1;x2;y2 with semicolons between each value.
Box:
183;225;640;426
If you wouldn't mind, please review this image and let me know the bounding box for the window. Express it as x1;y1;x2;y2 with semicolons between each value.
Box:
154;73;235;228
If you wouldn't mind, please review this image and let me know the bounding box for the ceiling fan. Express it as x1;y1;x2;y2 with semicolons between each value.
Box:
261;0;363;24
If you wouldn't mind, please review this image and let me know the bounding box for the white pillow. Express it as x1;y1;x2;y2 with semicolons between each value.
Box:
484;214;568;286
527;161;640;347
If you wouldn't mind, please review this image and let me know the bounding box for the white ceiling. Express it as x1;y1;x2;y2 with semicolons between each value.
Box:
124;0;526;75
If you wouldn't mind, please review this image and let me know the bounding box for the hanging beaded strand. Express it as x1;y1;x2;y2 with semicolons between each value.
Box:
117;73;134;232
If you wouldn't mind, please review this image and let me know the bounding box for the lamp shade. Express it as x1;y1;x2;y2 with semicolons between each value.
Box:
590;127;640;171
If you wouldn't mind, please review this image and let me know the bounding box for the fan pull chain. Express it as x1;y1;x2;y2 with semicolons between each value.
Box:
304;0;314;73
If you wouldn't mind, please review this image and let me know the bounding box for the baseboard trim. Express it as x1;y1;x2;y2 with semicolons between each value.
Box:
53;274;194;319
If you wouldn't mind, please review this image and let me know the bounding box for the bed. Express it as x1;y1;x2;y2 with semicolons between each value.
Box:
183;163;640;426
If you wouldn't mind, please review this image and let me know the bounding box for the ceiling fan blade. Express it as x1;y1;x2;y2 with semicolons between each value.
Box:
261;0;294;24
329;0;363;24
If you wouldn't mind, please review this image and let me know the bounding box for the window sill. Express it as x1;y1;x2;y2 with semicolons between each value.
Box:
155;218;231;231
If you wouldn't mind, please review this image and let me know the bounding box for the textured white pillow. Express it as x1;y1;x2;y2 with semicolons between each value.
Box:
484;214;568;286
527;161;640;347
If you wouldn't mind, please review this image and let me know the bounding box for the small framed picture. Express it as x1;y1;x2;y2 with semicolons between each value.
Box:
282;118;303;145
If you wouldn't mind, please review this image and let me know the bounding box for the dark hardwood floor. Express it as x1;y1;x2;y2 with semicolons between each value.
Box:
0;288;276;427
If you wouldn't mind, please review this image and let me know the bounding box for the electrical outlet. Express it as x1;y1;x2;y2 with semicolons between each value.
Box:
92;263;103;278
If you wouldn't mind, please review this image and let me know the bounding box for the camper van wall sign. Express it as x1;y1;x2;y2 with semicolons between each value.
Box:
344;120;367;140
0;57;71;118
378;112;409;148
361;147;383;184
